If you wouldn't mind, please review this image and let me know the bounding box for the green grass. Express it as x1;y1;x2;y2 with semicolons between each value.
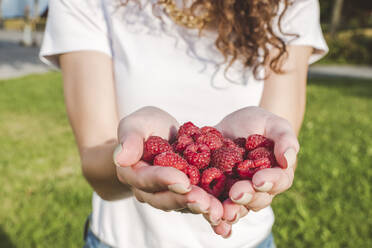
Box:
0;73;91;248
0;73;371;247
273;77;372;247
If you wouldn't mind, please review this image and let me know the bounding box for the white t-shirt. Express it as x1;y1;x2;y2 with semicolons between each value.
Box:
40;0;328;247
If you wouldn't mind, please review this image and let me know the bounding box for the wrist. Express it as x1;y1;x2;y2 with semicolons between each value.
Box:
81;141;132;201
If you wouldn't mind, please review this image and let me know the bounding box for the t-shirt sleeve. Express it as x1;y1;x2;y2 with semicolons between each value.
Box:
276;0;328;64
39;0;112;68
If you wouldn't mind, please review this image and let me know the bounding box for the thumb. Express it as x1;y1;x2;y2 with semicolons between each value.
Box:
272;133;299;169
114;132;144;167
265;118;299;169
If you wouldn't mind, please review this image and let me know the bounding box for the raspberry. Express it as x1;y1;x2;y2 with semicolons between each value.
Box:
153;151;188;171
211;147;243;173
233;137;246;148
196;132;223;151
178;122;200;138
253;157;272;169
183;165;200;185
222;138;236;148
183;143;211;169
247;147;273;160
248;147;277;166
173;134;194;153
220;176;239;201
223;138;245;156
199;126;223;138
201;167;226;197
142;136;173;163
245;134;274;151
236;157;272;179
236;159;256;179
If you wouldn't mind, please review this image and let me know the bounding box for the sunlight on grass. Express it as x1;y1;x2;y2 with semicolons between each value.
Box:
273;77;372;247
0;73;91;248
0;73;371;247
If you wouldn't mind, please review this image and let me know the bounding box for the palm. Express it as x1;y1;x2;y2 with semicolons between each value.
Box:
216;106;299;168
115;106;225;235
216;107;271;139
211;106;300;237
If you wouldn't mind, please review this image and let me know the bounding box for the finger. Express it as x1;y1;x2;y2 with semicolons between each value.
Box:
244;192;273;212
175;208;192;214
133;188;187;211
252;167;295;194
239;205;249;218
212;221;232;239
115;131;144;167
265;117;299;169
222;199;241;224
186;186;213;214
229;180;255;205
133;185;211;213
203;196;224;226
117;161;191;194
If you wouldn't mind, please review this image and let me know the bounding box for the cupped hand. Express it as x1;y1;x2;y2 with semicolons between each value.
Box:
113;107;223;230
212;106;300;237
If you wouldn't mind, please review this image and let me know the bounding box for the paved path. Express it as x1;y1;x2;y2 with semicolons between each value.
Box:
0;30;372;80
309;65;372;80
0;30;50;80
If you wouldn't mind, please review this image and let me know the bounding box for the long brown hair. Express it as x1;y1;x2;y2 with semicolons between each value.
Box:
121;0;294;79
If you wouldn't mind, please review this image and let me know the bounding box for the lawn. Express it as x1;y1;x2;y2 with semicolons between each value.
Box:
0;72;371;247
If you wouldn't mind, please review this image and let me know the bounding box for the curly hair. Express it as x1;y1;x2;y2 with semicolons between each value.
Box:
121;0;294;79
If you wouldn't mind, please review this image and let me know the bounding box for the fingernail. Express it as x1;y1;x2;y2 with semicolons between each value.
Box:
168;184;191;194
223;229;232;239
254;182;273;192
203;214;220;226
231;193;253;205
113;144;123;167
210;216;221;226
251;208;260;212
227;212;240;224
284;148;296;169
187;203;208;214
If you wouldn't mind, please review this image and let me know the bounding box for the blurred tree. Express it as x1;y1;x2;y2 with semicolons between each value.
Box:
320;0;333;24
0;0;2;23
320;0;372;30
330;0;344;38
34;0;39;19
343;1;372;28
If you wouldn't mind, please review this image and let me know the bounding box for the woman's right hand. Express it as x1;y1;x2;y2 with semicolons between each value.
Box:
114;107;224;232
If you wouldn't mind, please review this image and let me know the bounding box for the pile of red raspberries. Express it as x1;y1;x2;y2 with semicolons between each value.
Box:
142;122;278;202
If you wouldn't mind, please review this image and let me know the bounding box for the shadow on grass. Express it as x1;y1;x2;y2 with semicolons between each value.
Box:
308;77;372;98
0;227;15;248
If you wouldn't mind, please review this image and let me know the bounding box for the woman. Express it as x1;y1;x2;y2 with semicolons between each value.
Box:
40;0;327;247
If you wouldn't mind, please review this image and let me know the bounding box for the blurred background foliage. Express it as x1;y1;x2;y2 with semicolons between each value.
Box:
319;0;372;65
320;0;372;29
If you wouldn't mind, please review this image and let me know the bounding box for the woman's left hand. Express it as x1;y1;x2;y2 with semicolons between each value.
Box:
211;106;300;237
